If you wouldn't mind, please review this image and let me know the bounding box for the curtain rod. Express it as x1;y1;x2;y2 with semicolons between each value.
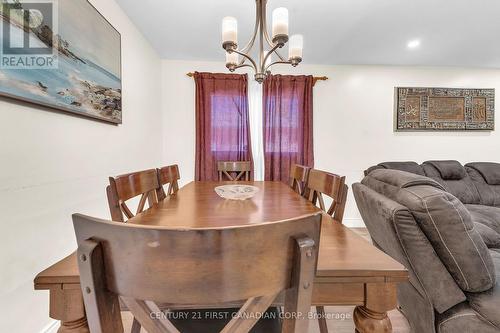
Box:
186;72;328;85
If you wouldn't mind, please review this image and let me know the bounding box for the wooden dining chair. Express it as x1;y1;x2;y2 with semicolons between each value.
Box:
305;169;348;222
218;161;251;181
73;212;322;333
157;164;180;201
106;169;162;332
304;169;348;333
289;164;310;196
106;168;160;222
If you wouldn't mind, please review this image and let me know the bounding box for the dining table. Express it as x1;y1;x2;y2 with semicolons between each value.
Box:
34;181;408;333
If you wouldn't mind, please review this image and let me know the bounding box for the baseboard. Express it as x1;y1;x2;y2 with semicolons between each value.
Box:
40;320;58;333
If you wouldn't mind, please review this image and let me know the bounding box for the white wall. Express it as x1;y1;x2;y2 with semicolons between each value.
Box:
0;0;163;332
162;60;500;226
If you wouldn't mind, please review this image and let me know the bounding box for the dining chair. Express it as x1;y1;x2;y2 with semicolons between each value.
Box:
304;169;348;333
218;161;251;181
289;164;310;196
106;169;162;332
305;169;348;222
157;164;180;201
106;169;160;222
73;212;322;333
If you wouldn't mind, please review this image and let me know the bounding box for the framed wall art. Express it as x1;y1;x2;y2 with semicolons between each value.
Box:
395;87;494;131
0;0;122;123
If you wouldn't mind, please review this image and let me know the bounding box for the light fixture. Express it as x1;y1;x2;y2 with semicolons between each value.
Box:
221;0;303;83
407;39;421;49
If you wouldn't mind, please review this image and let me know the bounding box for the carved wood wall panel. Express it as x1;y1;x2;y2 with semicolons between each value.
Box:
395;87;495;131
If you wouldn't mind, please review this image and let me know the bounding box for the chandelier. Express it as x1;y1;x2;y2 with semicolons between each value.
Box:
221;0;303;83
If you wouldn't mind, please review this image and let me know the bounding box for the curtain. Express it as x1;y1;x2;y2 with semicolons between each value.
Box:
248;79;265;181
263;74;314;182
194;72;253;181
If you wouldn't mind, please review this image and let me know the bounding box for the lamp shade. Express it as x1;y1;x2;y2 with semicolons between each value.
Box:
222;16;238;44
289;34;303;59
272;7;288;37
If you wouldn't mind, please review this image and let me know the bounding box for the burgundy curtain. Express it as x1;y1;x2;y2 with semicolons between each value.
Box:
263;75;314;182
194;72;253;181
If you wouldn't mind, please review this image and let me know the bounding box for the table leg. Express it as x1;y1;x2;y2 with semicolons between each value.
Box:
353;283;397;333
49;287;90;333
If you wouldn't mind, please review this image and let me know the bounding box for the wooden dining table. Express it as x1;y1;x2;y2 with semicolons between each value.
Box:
34;181;408;333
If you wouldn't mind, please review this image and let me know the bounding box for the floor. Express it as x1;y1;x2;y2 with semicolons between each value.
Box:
121;228;411;333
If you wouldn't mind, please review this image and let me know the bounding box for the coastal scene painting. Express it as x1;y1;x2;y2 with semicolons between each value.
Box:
0;0;122;123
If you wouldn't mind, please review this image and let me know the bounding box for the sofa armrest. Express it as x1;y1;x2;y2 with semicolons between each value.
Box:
353;183;466;313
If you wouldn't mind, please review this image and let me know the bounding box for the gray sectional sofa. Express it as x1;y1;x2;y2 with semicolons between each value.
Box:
354;160;500;333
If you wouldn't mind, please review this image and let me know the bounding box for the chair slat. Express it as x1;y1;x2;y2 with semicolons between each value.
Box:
136;193;148;215
122;298;180;333
220;294;279;333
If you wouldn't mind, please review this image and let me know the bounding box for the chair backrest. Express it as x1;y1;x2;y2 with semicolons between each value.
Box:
305;169;348;222
74;212;322;333
289;164;310;196
156;164;180;201
107;169;160;222
218;161;251;181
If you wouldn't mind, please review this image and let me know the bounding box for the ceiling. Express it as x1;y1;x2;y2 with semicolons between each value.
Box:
115;0;500;68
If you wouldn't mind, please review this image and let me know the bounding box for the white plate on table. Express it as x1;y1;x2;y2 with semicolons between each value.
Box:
214;185;260;200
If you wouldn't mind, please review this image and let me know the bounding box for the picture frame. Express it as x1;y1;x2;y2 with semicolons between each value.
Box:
0;0;122;124
394;87;494;131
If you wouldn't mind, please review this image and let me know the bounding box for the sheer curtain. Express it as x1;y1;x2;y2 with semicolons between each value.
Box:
194;72;253;181
263;75;314;182
248;79;265;181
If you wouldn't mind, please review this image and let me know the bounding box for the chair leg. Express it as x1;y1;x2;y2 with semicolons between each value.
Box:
316;306;329;333
131;317;141;333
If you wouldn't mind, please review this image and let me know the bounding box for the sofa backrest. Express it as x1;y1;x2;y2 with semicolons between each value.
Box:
361;169;496;293
365;160;497;205
364;161;425;177
422;160;482;204
353;181;466;313
466;162;500;207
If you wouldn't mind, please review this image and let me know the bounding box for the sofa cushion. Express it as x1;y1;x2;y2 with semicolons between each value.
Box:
466;251;500;329
467;162;500;185
364;169;496;292
466;205;500;250
466;164;500;207
474;222;500;249
423;161;481;205
436;302;499;333
378;161;426;176
365;161;425;177
424;160;467;180
362;168;444;191
466;205;500;235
